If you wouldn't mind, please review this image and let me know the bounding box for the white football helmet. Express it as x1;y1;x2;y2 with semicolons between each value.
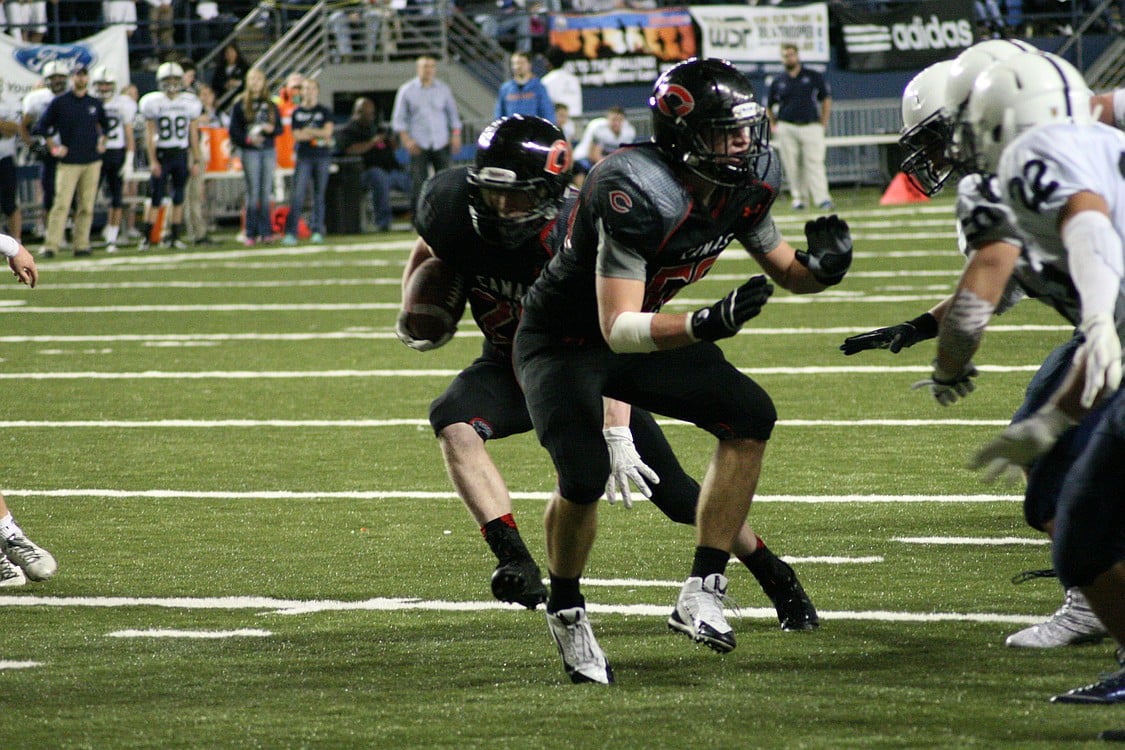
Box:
962;52;1094;174
90;65;116;100
944;39;1037;120
156;61;184;95
899;60;956;195
41;59;71;79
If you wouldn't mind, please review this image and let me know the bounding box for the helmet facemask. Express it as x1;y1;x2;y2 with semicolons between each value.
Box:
468;166;559;249
678;104;771;187
899;109;955;195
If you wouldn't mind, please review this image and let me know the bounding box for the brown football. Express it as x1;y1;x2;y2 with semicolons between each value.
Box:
402;257;468;343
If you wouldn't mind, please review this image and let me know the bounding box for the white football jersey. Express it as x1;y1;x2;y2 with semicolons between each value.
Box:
21;86;56;129
997;121;1125;330
954;172;1080;323
0;95;20;160
139;90;202;149
102;94;138;151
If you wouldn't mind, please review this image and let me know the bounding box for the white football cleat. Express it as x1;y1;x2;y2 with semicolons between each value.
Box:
1;533;57;582
1005;589;1107;648
668;573;736;653
546;607;614;684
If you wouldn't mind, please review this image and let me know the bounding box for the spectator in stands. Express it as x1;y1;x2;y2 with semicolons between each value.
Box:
187;84;227;245
34;64;108;259
329;0;398;61
554;101;575;144
391;54;463;219
180;60;200;94
211;43;249;100
573;105;635;167
474;0;532;53
229;67;279;246
8;0;48;43
21;62;70;232
766;43;833;211
274;71;303;172
337;97;410;233
495;51;555;122
145;0;175;64
103;0;138;38
541;45;582;117
0;93;22;243
283;78;332;245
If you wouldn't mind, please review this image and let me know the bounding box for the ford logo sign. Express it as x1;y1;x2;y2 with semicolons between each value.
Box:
14;45;96;75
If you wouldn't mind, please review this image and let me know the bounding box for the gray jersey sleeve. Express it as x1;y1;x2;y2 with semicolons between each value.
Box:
594;217;648;281
737;215;782;255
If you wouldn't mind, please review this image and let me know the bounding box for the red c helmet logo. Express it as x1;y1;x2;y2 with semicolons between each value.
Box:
544;139;573;175
656;83;694;119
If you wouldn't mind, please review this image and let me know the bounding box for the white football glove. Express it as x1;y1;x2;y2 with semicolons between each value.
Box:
1075;312;1122;408
603;426;659;509
911;361;979;406
968;404;1077;483
395;309;452;352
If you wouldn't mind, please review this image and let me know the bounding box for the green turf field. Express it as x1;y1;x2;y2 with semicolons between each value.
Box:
1;189;1120;748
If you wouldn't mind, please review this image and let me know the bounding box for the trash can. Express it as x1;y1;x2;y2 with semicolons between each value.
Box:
326;156;363;235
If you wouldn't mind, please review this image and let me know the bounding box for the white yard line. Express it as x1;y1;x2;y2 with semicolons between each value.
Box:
0;594;1044;625
106;629;272;638
894;536;1050;546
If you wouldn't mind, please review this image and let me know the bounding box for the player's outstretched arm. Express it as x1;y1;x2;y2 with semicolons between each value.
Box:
840;311;940;355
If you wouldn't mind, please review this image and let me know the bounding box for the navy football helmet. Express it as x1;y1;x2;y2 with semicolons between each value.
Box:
650;58;769;187
467;115;573;248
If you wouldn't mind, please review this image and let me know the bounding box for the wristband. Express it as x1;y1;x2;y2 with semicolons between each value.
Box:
0;234;20;258
607;311;657;353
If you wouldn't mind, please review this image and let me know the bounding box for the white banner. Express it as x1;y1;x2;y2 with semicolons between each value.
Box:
0;27;131;102
690;3;830;64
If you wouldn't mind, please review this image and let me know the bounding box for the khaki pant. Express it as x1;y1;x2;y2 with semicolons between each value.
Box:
46;160;102;252
774;121;831;208
183;172;207;240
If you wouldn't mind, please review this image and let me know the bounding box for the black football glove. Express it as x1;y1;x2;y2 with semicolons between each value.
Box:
795;215;852;286
690;275;774;342
840;312;939;355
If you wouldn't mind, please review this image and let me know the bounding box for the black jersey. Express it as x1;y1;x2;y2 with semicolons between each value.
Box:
415;166;556;356
525;142;782;344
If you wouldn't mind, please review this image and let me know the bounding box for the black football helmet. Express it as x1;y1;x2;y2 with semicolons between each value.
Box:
650;58;769;187
467;115;573;248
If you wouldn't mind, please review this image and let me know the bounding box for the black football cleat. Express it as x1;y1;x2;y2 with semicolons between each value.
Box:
746;545;820;631
1051;667;1125;704
491;557;548;609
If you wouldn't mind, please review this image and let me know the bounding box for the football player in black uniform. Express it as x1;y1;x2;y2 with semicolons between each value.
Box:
512;59;852;683
398;115;819;637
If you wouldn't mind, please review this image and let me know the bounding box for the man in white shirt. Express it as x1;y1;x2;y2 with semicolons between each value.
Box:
541;45;582;117
573;106;635;165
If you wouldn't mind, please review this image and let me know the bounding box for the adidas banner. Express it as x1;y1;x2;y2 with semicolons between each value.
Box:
832;0;974;71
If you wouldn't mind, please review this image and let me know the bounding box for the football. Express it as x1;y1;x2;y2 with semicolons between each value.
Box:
402;257;468;343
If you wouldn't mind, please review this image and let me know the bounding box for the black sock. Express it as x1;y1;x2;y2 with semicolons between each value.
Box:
482;519;530;563
171;223;185;240
738;543;796;601
547;574;583;613
690;545;730;579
